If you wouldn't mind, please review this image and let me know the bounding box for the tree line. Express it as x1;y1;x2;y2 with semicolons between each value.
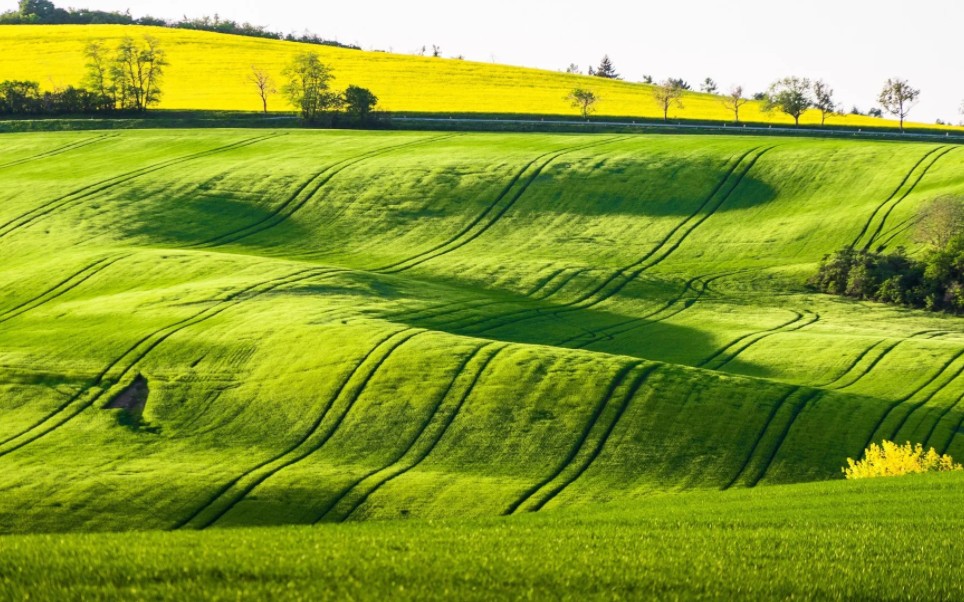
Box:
565;55;941;132
0;36;380;127
0;0;360;50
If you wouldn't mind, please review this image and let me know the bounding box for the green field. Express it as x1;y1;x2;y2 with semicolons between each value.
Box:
3;472;963;600
2;129;963;596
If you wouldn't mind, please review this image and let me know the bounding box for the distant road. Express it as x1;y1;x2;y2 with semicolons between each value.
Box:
391;116;964;143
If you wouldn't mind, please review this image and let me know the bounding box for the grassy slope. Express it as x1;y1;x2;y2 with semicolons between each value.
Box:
2;472;963;600
2;130;964;538
0;24;954;130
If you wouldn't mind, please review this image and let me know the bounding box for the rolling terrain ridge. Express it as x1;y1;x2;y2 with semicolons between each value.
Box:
1;130;963;534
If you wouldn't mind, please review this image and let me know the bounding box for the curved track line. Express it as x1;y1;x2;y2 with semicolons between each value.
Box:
0;133;283;240
177;328;425;530
0;254;128;326
744;390;823;487
864;146;958;252
820;330;943;389
0;134;116;171
504;362;647;515
920;389;964;451
189;135;458;248
377;136;630;274
939;411;964;456
520;365;659;513
714;311;819;371
859;347;964;452
886;354;964;443
849;146;945;250
698;311;804;369
0;266;337;456
318;343;503;523
721;387;800;489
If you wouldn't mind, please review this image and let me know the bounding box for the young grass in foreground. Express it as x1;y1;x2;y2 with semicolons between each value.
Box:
2;472;962;601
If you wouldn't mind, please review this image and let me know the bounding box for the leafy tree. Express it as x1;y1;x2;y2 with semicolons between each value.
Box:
247;66;276;114
566;88;598;120
565;63;581;74
878;78;920;132
282;52;338;124
342;85;378;124
666;78;690;91
110;36;168;111
700;77;717;94
763;77;812;126
653;80;684;120
0;80;41;114
641;74;653;84
868;107;883;118
82;41;115;111
915;196;964;249
721;85;749;124
594;55;620;79
811;80;838;126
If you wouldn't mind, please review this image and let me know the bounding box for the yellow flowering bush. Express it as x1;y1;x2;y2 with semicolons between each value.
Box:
843;440;962;479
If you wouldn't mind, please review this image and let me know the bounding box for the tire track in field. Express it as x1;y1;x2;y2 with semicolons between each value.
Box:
0;133;283;241
849;146;948;251
863;146;957;252
0;134;116;171
920;389;964;451
0;253;129;327
712;311;820;371
696;310;814;370
465;146;772;337
939;411;964;456
317;343;505;523
188;135;458;248
858;346;964;453
375;136;630;274
743;389;823;487
175;327;425;530
506;363;658;515
818;330;944;389
721;387;801;490
0;266;340;457
885;351;964;444
564;269;747;350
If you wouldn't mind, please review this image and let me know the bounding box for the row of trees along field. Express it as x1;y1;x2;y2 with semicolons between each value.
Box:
567;55;943;131
811;195;964;313
0;0;359;49
0;35;379;126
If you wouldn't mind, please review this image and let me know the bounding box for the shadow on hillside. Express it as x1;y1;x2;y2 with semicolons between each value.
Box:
533;155;777;217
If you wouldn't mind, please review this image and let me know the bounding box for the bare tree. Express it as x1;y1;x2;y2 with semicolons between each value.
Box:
763;77;812;126
247;66;276;114
914;195;964;249
721;85;749;124
82;41;114;111
878;78;920;132
565;63;581;74
812;80;839;126
653;80;684;121
566;88;598;120
432;44;442;58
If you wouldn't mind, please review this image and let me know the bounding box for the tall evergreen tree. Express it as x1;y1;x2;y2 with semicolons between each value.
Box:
593;55;620;79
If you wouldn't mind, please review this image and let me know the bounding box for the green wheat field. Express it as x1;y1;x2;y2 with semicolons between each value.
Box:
2;129;963;599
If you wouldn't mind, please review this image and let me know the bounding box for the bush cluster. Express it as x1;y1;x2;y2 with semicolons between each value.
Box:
843;440;961;479
0;80;112;116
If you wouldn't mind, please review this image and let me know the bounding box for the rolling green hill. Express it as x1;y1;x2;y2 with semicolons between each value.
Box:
2;129;963;537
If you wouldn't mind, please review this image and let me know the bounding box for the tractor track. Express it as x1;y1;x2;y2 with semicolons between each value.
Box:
0;133;283;241
744;389;823;487
175;327;425;530
721;387;801;489
316;343;503;523
0;134;116;171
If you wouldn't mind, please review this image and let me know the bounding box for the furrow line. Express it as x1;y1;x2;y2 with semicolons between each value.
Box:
317;343;501;523
864;146;958;251
849;146;945;250
177;328;425;530
744;390;823;487
191;135;457;248
378;136;630;274
0;266;335;456
504;361;643;515
721;387;800;490
0;133;282;240
0;134;116;171
522;365;659;513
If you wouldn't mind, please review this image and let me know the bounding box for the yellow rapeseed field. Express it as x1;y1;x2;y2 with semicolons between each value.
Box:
0;24;954;130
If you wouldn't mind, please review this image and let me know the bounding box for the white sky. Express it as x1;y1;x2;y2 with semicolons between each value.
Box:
3;0;962;122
